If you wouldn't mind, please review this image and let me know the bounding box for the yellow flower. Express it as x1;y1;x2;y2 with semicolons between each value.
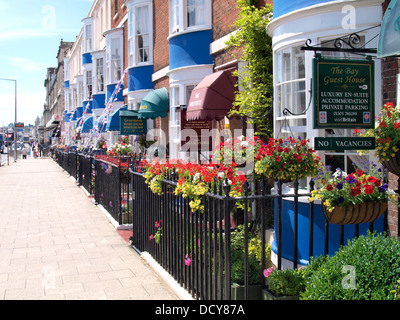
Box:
309;197;315;202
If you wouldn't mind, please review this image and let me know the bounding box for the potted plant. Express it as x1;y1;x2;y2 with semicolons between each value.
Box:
254;136;322;182
263;267;305;300
230;224;271;300
137;134;155;153
373;102;400;176
310;163;398;224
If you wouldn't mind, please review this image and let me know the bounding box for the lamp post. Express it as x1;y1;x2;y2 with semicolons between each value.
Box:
0;78;17;162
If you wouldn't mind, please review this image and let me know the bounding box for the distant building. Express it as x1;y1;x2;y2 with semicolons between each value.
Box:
43;40;74;146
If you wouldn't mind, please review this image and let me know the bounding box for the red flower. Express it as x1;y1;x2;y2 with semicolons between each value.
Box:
275;156;281;162
364;184;374;195
355;169;364;177
367;176;376;183
326;184;333;191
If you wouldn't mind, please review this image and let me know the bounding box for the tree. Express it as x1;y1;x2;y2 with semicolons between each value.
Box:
226;0;273;139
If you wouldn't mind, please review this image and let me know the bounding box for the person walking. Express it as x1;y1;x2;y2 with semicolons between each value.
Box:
21;145;27;159
32;146;37;159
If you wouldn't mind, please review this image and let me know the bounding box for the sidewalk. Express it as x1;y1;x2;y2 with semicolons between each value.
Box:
0;157;179;300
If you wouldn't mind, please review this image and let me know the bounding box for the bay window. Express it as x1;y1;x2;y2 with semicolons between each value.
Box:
275;46;307;140
85;70;93;99
105;29;123;84
136;5;149;64
95;57;104;92
169;0;211;35
127;2;152;67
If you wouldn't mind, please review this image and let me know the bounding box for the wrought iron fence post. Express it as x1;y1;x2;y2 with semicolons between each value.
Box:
223;179;231;300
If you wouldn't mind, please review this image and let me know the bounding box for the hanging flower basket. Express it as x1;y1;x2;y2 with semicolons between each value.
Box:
381;146;400;177
322;202;387;225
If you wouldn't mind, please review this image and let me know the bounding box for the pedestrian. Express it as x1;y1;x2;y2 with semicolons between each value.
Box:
33;147;37;159
21;145;27;159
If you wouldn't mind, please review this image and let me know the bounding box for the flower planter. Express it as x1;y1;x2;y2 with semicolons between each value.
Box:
230;283;262;300
382;149;400;177
322;202;387;225
262;289;299;300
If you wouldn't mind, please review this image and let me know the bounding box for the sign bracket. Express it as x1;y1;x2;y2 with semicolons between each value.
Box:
301;25;380;56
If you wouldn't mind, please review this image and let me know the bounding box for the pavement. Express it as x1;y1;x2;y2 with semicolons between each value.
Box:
0;156;180;300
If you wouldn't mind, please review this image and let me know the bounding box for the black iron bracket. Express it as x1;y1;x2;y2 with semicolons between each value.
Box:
301;25;380;55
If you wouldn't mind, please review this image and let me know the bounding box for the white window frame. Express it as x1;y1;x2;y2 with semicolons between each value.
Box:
85;70;93;100
105;30;124;84
95;57;104;93
84;23;93;53
274;45;307;139
127;2;153;68
169;0;211;36
136;5;150;64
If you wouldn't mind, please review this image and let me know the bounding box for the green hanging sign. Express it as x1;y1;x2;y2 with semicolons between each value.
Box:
313;56;375;129
119;110;147;135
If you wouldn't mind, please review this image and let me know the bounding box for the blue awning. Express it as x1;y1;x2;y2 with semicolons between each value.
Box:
97;115;107;133
106;105;127;131
81;116;94;133
76;117;84;129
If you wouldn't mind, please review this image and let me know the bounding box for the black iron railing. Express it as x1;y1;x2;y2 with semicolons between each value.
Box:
49;149;395;300
128;165;389;300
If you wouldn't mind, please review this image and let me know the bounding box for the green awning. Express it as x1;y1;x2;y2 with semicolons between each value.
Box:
378;0;400;58
138;87;169;119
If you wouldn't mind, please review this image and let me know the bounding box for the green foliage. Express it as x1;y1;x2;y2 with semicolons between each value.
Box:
226;0;273;139
268;268;306;297
230;224;271;285
301;232;400;300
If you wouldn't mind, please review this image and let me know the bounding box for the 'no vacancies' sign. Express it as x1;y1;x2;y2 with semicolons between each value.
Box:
313;57;374;129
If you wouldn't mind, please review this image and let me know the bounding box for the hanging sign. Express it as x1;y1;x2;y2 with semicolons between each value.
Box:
119;111;147;135
313;57;374;129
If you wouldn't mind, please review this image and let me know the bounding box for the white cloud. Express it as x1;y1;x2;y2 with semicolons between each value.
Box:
3;56;48;73
0;90;45;125
0;29;58;41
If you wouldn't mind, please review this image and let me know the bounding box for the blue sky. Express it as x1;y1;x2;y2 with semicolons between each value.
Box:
0;0;93;127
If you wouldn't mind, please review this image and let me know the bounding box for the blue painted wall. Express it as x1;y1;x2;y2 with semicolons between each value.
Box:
76;106;83;118
169;29;213;70
82;52;92;65
64;110;70;123
273;0;332;18
92;93;105;109
106;83;124;103
128;65;154;92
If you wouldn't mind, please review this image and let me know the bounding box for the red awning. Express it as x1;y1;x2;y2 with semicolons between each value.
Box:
186;68;237;121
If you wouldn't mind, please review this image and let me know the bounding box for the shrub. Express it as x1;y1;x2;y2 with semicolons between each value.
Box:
267;268;306;296
230;224;271;285
301;232;400;300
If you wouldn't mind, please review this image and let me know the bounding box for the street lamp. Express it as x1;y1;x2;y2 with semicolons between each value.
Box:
0;78;17;162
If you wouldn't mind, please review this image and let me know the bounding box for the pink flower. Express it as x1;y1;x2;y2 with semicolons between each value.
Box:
149;235;154;240
263;267;273;278
155;221;160;228
185;254;191;266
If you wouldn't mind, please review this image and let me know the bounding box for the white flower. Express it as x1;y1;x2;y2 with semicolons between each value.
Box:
218;172;225;179
228;179;232;185
387;188;396;196
193;172;201;181
240;140;249;148
239;135;245;141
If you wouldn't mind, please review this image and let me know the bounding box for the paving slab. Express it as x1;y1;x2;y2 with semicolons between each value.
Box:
0;158;179;300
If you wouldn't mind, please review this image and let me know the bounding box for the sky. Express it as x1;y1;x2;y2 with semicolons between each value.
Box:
0;0;93;127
